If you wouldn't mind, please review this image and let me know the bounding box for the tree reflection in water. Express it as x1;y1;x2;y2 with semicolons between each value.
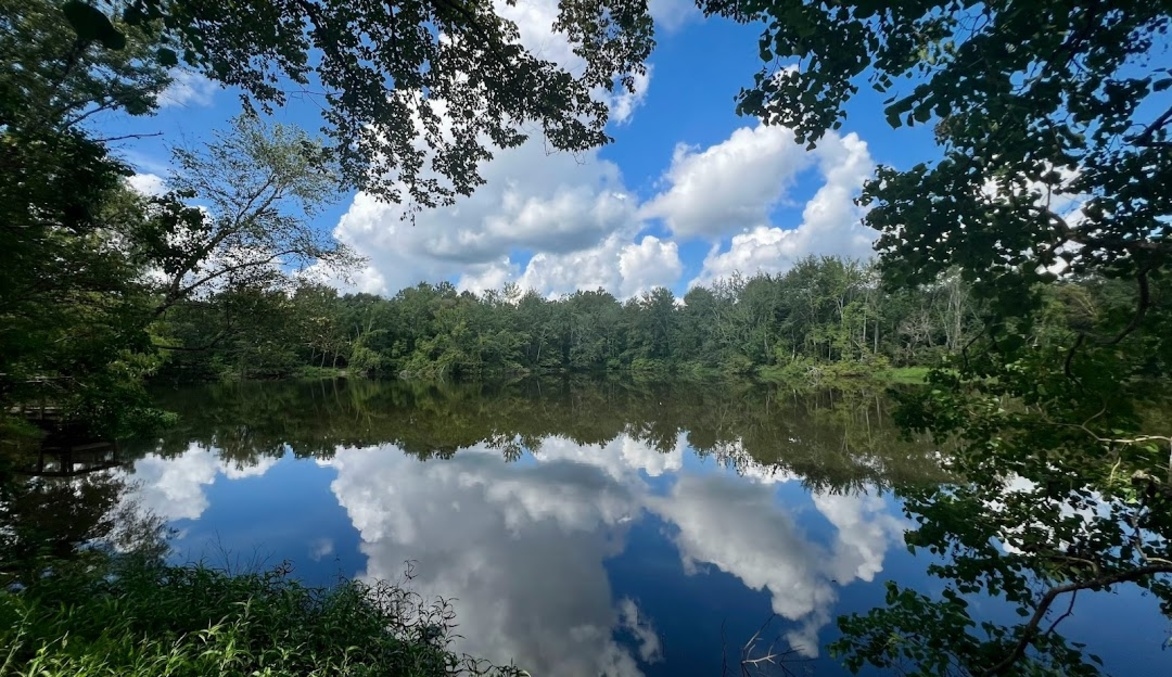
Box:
127;377;943;492
102;377;944;675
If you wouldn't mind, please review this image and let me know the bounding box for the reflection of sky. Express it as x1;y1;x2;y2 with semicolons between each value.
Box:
116;435;1172;676
118;444;362;581
119;434;905;675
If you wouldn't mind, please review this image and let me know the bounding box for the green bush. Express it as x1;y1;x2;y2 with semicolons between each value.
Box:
628;357;669;375
718;354;756;376
0;556;525;677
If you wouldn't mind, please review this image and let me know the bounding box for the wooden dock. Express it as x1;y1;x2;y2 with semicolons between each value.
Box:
5;376;69;425
4;377;124;477
18;440;123;477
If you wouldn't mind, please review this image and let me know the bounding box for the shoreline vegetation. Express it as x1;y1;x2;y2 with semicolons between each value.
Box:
0;552;527;677
273;360;932;386
156;257;972;389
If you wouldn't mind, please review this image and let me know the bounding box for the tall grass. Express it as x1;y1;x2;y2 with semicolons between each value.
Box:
0;555;524;676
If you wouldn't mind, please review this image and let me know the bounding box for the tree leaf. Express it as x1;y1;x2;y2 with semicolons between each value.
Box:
157;47;179;68
62;1;112;42
62;1;126;51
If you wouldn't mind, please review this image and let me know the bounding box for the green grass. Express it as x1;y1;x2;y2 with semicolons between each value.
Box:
0;556;524;677
877;366;932;385
757;360;934;387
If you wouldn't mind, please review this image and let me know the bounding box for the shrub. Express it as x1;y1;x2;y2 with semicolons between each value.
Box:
0;556;525;677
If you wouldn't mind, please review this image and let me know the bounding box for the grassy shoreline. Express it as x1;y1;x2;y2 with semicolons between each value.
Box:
1;554;524;677
163;360;935;388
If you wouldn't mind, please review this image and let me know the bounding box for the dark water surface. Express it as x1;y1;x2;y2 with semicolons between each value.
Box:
111;378;1168;676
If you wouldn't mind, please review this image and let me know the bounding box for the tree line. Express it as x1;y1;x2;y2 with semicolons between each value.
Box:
159;256;984;381
158;251;1149;387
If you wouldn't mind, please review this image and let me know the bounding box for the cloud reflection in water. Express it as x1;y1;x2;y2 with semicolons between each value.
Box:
118;426;905;674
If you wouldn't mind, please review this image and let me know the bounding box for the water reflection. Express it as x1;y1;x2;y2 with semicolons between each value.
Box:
112;378;939;674
128;444;282;523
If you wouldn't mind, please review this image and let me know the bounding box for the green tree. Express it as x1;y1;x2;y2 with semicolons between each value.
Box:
112;0;655;206
564;289;624;370
142;114;357;316
1;0;169;133
0;0;173;433
706;0;1172;673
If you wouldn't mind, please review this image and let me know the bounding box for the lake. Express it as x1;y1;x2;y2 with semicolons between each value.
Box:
107;378;1168;676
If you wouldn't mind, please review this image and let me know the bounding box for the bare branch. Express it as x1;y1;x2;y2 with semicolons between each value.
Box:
1129;103;1172;148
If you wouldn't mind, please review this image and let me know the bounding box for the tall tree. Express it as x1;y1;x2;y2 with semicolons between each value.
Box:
703;0;1172;673
141;114;357;316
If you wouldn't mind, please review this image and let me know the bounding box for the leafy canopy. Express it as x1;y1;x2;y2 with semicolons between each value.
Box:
86;0;657;207
702;0;1172;674
712;0;1170;310
0;0;168;432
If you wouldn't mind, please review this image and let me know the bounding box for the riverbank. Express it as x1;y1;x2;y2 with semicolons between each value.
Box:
163;359;933;388
757;359;930;386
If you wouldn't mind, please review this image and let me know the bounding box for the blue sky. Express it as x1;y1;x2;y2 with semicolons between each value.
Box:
105;0;941;299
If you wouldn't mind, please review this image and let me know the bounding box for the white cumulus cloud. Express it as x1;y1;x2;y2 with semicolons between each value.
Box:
611;67;654;125
158;70;218;108
642;124;814;238
690;132;878;286
504;233;682;299
325;105;878;298
127;172;167;196
328;137;682;299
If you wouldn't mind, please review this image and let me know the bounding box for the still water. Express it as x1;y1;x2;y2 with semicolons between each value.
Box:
112;378;1167;676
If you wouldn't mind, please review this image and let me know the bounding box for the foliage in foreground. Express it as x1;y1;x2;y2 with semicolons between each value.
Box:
726;0;1172;674
0;555;524;677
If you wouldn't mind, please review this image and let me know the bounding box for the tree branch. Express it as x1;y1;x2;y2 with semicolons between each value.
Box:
1043;589;1077;637
1101;270;1150;346
93;131;165;143
1129;103;1172;148
176;248;300;299
983;563;1172;676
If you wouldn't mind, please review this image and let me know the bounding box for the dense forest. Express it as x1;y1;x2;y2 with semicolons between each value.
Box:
157;256;1143;384
160;256;950;380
